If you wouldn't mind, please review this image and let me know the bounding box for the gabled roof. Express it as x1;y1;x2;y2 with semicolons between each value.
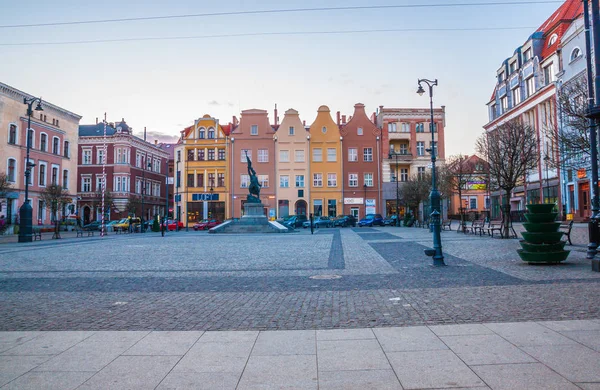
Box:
220;124;232;136
538;0;582;59
79;123;117;137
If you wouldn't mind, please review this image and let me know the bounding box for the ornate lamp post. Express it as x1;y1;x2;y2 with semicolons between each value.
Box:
209;185;214;219
388;151;401;224
18;97;43;243
417;78;444;266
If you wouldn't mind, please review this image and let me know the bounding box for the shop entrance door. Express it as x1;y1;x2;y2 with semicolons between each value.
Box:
579;182;590;219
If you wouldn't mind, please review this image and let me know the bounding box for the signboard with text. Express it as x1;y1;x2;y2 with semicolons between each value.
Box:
344;198;364;205
191;193;220;201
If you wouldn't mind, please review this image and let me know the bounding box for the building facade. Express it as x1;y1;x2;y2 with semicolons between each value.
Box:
340;103;382;218
77;120;168;224
447;155;490;218
231;109;276;219
484;0;582;220
174;115;231;226
377;106;446;219
308;105;342;217
157;142;176;218
274;109;310;218
1;82;81;230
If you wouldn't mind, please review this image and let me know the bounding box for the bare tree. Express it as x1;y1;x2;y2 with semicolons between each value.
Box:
443;155;475;228
92;190;114;220
40;184;72;234
477;120;538;238
400;174;431;221
0;173;11;194
125;195;141;217
543;74;590;170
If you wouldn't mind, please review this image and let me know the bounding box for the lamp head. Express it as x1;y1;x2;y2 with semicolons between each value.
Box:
35;101;44;111
416;84;425;96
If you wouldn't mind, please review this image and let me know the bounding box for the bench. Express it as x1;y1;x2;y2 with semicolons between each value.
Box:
33;228;42;241
441;220;452;231
487;221;503;238
76;228;84;238
470;220;486;236
559;220;573;245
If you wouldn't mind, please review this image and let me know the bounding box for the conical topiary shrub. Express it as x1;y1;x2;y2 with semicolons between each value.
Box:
517;203;570;264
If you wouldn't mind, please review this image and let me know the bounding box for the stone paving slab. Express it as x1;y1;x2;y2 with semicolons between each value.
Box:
0;320;596;389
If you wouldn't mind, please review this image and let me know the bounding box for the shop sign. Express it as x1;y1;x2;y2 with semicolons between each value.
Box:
577;168;587;179
192;193;219;201
467;180;486;190
365;199;376;206
344;198;364;205
366;206;376;214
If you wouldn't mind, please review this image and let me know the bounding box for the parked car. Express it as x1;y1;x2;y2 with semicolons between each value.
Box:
162;219;185;231
334;215;357;227
82;221;102;231
193;219;221;231
280;215;308;228
113;217;141;231
383;215;398;226
358;214;385;227
302;216;333;229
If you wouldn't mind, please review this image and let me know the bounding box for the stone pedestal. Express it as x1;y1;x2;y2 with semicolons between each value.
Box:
209;202;288;233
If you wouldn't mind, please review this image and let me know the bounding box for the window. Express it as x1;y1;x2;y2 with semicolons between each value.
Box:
52;137;60;155
431;123;437;132
401;123;410;133
321;126;327;134
218;149;225;160
349;173;358;187
430;141;437;156
509;61;517;74
327;148;336;162
208;173;215;187
64;141;70;158
417;142;425;156
241;149;251;162
40;133;47;151
418;166;426;179
251;125;258;135
218;173;225;187
357;127;363;136
177;150;181;162
280;175;289;188
207;128;215;139
363;148;373;162
96;175;104;192
570;47;582;62
400;168;408;182
187;149;195;161
512;86;521;106
295;150;305;162
400;144;408;155
257;149;268;163
470;197;477;210
543;63;554;85
526;76;535;97
39;163;46;186
348;148;358;162
38;200;45;223
7;159;16;182
198;149;205;161
387;122;397;133
524;48;532;62
27;129;34;149
8;124;17;144
416;123;425;133
312;148;322;162
501;96;508;113
114;176;122;192
241;174;249;188
207;149;215;160
313;199;323;216
288;126;294;135
62;170;69;189
136;152;141;167
364;173;373;187
82;177;91;192
327;173;337;187
153;158;160;173
498;72;505;83
295;175;304;187
187;173;194;187
83;149;92;165
116;148;128;164
199;128;205;139
279;150;289;162
258;175;269;187
197;173;204;188
313;173;323;187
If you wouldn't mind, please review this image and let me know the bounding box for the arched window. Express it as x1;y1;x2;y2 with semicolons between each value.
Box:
8;124;17;144
7;159;16;182
199;128;205;139
64;140;70;158
208;128;215;139
52;137;60;155
548;34;558;47
570;47;582;62
40;133;48;152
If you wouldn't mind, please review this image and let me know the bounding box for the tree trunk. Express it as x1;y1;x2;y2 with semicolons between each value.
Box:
502;190;512;239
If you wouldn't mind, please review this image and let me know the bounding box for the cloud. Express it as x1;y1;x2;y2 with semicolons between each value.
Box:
227;101;234;107
208;100;220;106
134;130;180;144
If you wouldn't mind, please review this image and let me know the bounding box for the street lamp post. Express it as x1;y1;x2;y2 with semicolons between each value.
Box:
175;159;180;231
389;152;401;225
417;78;444;266
209;185;214;219
18;97;43;243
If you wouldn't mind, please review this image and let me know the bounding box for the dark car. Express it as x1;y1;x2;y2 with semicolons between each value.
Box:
383;215;398;226
280;215;308;228
358;213;385;227
303;216;333;228
334;215;357;227
82;221;102;231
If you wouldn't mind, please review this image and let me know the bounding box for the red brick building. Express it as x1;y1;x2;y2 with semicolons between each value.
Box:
77;119;168;224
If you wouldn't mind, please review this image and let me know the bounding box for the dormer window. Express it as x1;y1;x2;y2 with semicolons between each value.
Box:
548;34;558;47
207;128;215;139
199;128;205;139
498;72;505;83
357;127;363;135
523;48;532;62
321;126;327;134
509;61;517;74
570;47;582;62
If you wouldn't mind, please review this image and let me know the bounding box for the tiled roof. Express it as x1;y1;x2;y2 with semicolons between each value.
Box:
220;124;232;136
539;0;582;59
79;123;117;137
158;143;176;159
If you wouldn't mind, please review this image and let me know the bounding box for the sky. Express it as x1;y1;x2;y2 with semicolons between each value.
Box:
0;0;564;155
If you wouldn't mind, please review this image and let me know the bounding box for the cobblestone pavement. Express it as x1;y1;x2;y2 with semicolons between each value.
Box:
0;227;599;331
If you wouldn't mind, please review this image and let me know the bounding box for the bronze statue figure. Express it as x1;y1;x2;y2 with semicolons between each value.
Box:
246;151;261;203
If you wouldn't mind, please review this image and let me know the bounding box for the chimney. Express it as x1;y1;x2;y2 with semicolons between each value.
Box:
341;115;346;124
154;140;158;145
95;117;98;124
336;111;341;126
303;120;306;126
274;104;278;126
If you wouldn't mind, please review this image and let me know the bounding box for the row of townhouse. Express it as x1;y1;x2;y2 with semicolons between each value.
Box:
174;103;446;225
484;0;593;221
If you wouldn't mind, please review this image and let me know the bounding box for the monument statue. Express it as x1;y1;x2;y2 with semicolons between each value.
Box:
246;151;261;203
